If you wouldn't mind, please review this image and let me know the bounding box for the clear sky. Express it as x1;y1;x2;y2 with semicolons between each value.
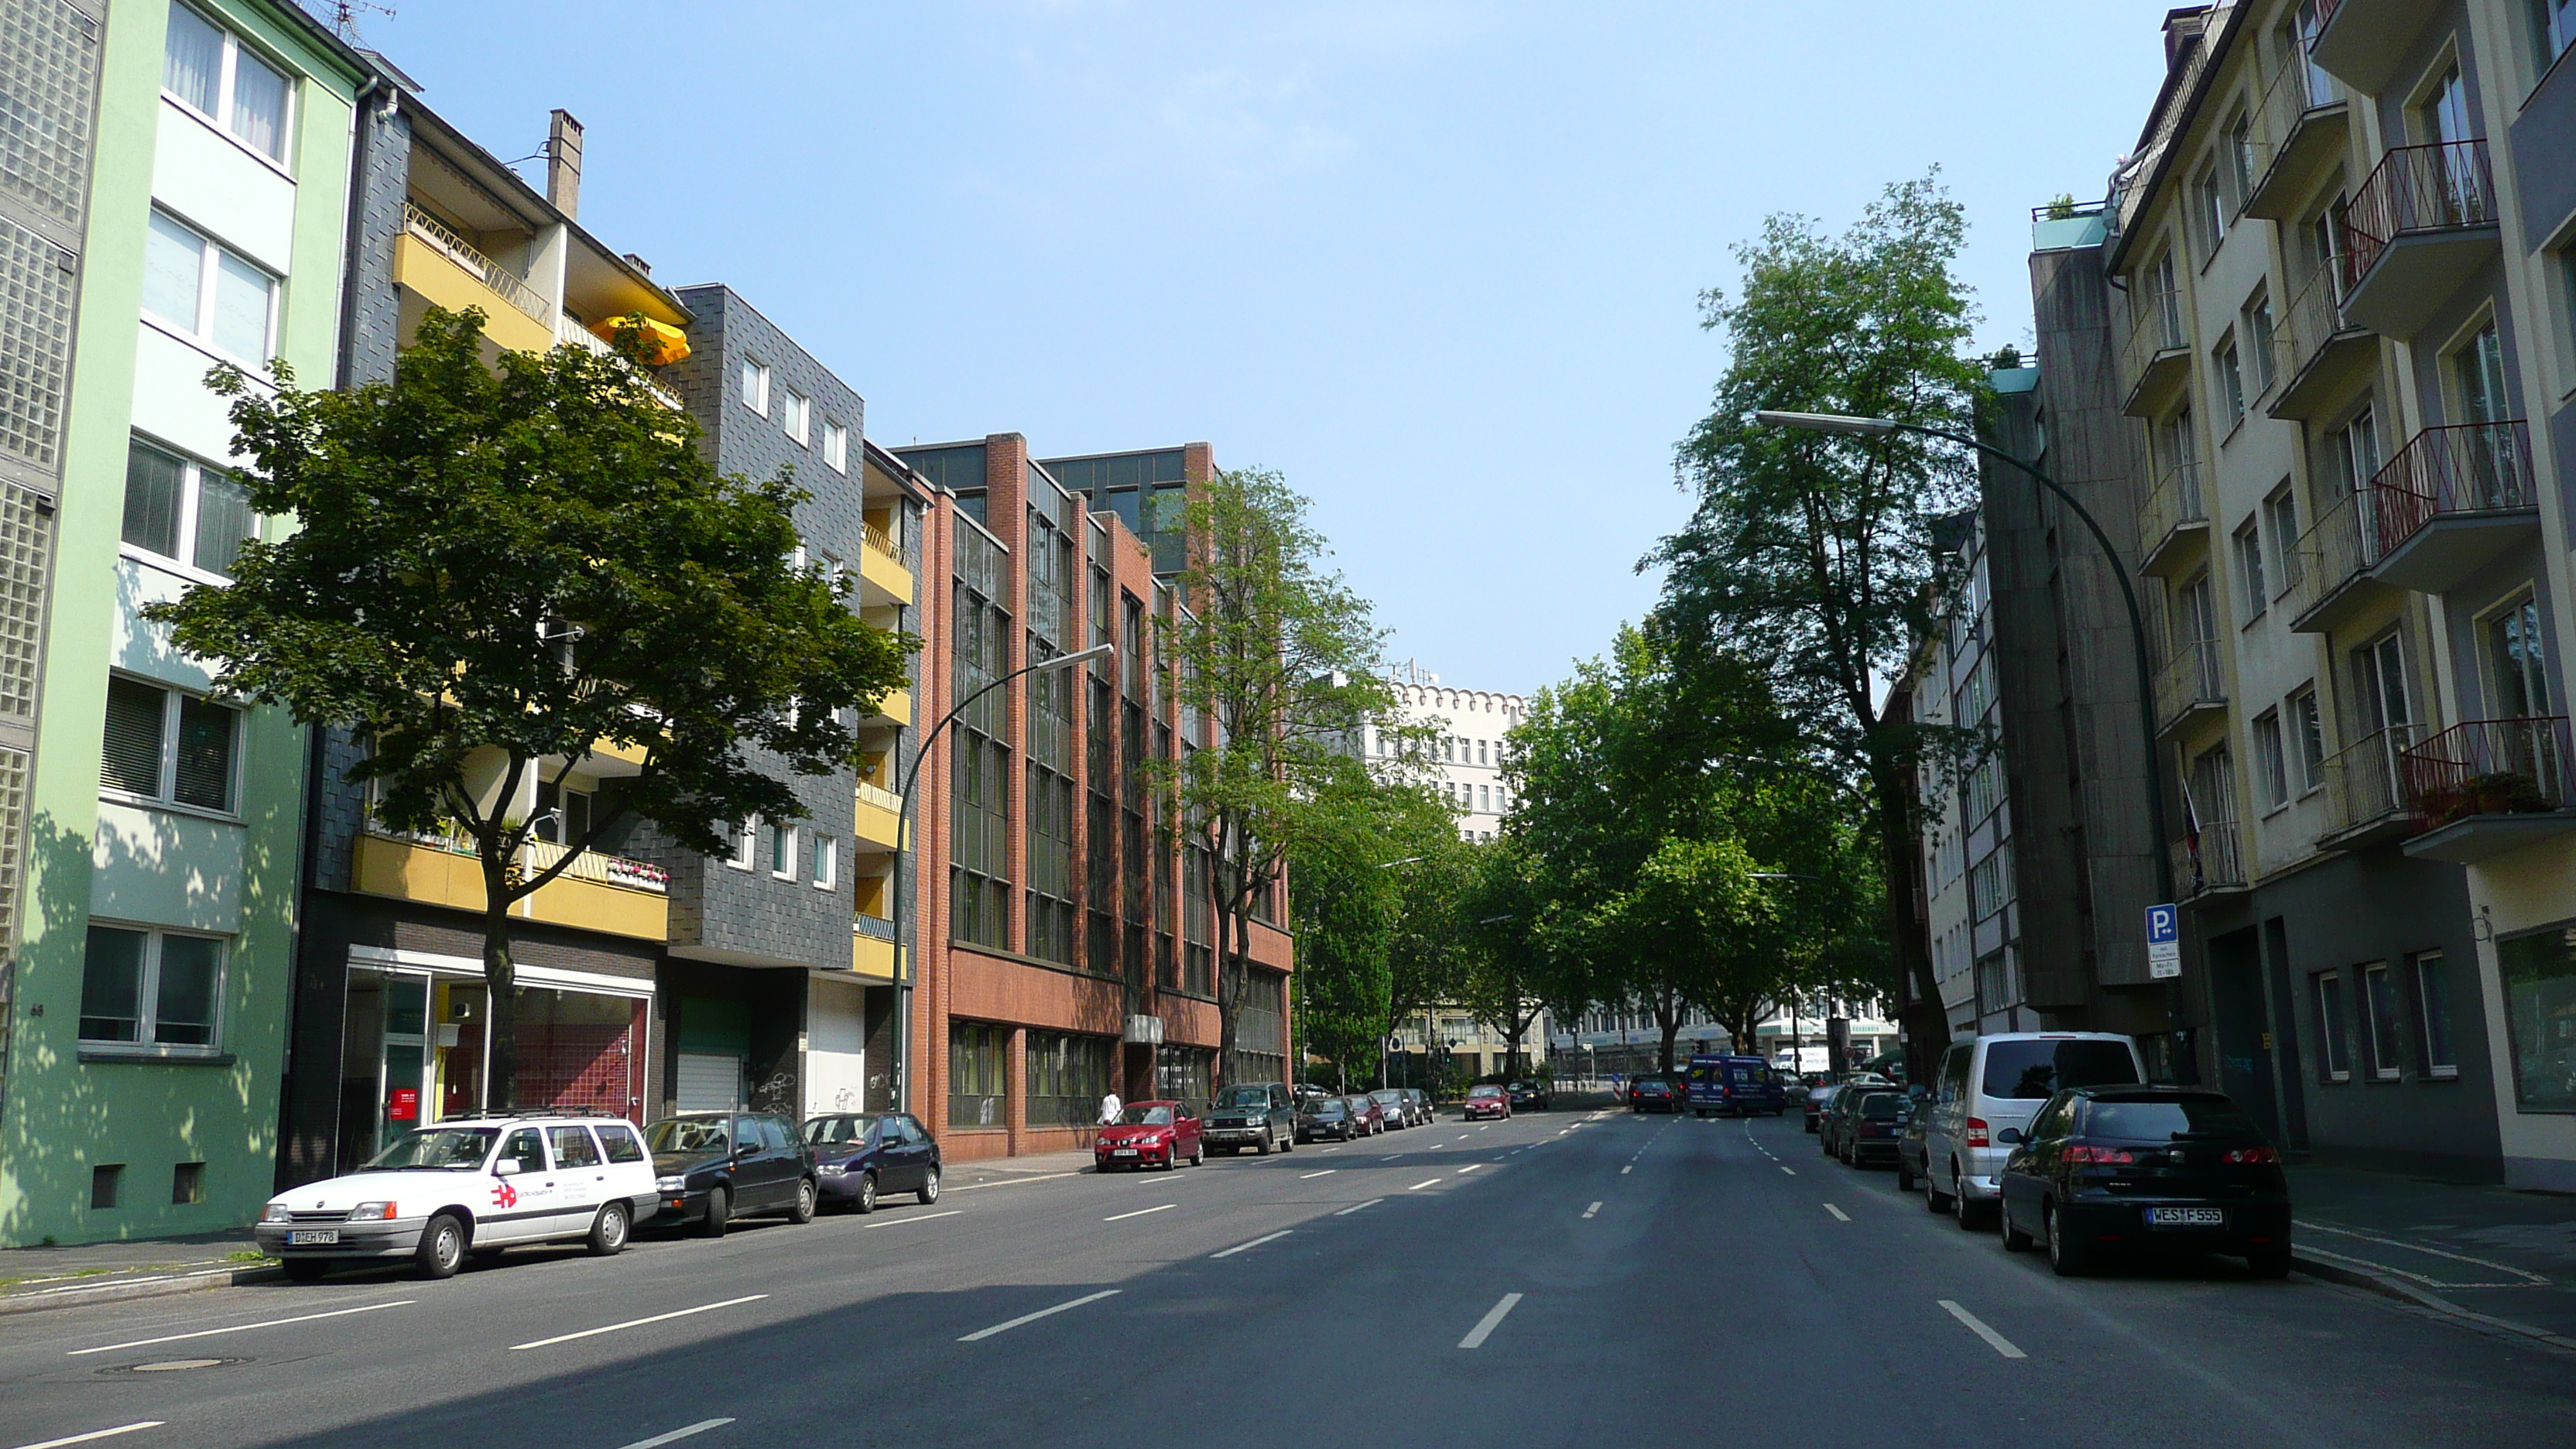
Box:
341;1;2183;697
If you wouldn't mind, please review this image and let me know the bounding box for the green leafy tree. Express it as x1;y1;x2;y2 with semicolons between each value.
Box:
150;307;913;1108
1647;174;1984;1076
1166;468;1411;1089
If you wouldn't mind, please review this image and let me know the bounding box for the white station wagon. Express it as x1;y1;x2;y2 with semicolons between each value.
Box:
256;1112;659;1280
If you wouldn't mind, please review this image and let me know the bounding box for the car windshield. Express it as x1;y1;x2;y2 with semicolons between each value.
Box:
1859;1094;1906;1118
646;1118;733;1154
358;1127;498;1172
1509;1081;1535;1091
1982;1040;2140;1100
1215;1087;1273;1109
1370;1090;1402;1103
2084;1097;2262;1140
1468;1086;1503;1098
1117;1106;1174;1125
805;1115;883;1146
1307;1101;1345;1116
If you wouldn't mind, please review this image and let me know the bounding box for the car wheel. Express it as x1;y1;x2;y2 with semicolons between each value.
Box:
282;1258;330;1283
1952;1166;1988;1229
1280;1132;1293;1153
1190;1141;1204;1167
414;1212;466;1280
2246;1243;2292;1279
588;1201;632;1256
856;1171;878;1214
1999;1199;2033;1253
1926;1163;1955;1214
789;1178;817;1225
1256;1132;1273;1156
1894;1157;1917;1193
2045;1203;2092;1276
918;1166;941;1204
701;1185;731;1238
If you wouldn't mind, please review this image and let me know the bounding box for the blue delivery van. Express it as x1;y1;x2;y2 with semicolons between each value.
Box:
1685;1055;1786;1118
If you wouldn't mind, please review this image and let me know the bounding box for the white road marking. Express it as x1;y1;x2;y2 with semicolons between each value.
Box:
1103;1204;1175;1221
509;1294;769;1351
1458;1293;1524;1349
1212;1230;1294;1259
958;1289;1122;1342
1408;1178;1444;1191
614;1420;737;1449
1780;1167;1796;1176
1457;1163;1485;1173
1582;1201;1601;1219
1938;1300;2027;1359
855;1208;963;1230
1823;1203;1851;1222
2297;1221;2553;1286
1299;1170;1337;1180
1619;1166;1632;1175
1478;1125;1492;1131
70;1300;415;1356
1335;1198;1382;1216
949;1170;1082;1192
10;1426;165;1449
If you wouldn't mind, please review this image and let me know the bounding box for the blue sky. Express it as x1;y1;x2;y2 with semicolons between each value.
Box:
348;2;2181;696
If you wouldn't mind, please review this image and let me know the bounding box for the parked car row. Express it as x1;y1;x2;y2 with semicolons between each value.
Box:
1820;1033;2294;1279
1294;1087;1437;1142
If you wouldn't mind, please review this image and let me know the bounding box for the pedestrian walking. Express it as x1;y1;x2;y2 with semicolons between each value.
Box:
1098;1089;1123;1125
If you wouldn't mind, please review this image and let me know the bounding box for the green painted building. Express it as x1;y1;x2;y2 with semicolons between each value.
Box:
0;0;372;1246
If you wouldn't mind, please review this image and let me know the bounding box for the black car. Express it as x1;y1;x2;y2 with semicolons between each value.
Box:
1297;1095;1362;1142
1996;1086;2290;1278
1835;1088;1910;1167
1628;1074;1683;1114
803;1112;942;1212
1896;1090;1932;1192
1506;1080;1551;1112
1207;1082;1299;1155
1820;1084;1905;1159
645;1112;818;1236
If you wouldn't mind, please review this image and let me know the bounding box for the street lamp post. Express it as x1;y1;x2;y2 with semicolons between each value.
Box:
889;641;1115;1117
1752;409;2174;904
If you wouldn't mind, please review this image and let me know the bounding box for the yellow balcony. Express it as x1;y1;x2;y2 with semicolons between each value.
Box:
851;928;897;981
865;688;911;728
392;216;557;356
354;832;667;942
855;781;905;848
858;524;913;608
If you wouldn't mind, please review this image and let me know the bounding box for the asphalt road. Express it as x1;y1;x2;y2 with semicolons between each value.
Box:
3;1106;2571;1449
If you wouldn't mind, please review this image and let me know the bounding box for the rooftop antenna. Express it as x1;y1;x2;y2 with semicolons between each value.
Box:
328;1;396;41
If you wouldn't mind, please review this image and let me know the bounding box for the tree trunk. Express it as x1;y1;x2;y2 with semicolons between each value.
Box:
482;886;518;1113
1869;752;1946;1087
1656;992;1681;1071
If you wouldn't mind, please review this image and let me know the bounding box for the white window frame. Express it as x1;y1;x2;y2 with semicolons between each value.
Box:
100;673;242;817
2215;335;2247;430
822;420;848;472
2288;685;2324;794
770;821;799;881
2313;970;2352;1081
810;834;838;891
160;1;296;171
2361;961;2403;1080
781;389;810;447
2253;708;2289;811
142;208;279;367
77;920;229;1056
726;818;756;871
123;435;259;581
742;359;770;416
2234;519;2267;618
2413;950;2458;1079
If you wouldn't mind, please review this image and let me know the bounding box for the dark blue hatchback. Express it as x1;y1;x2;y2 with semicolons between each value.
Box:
803;1112;943;1213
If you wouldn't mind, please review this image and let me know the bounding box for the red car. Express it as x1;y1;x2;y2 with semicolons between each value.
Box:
1462;1084;1511;1121
1094;1101;1204;1171
1344;1094;1386;1136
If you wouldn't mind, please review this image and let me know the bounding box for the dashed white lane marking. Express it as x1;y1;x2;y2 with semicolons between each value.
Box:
1457;1163;1485;1173
1582;1201;1601;1219
1780;1167;1797;1177
70;1300;415;1356
614;1420;737;1449
1409;1178;1444;1191
512;1295;769;1351
854;1208;963;1230
1823;1203;1851;1222
11;1425;166;1449
1335;1198;1383;1216
1619;1166;1632;1175
1299;1170;1336;1180
1212;1230;1295;1259
1939;1300;2027;1359
959;1290;1122;1341
1458;1293;1524;1349
951;1170;1083;1192
1103;1204;1175;1221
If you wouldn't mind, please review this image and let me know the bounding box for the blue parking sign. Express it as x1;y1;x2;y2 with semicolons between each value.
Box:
2145;903;2181;978
2146;904;2178;944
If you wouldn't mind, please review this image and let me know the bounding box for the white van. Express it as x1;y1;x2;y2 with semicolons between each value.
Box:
1920;1033;2146;1227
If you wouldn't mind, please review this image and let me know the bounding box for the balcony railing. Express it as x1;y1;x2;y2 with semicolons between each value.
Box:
864;519;900;560
369;824;670;894
2284;487;2380;624
2370;420;2537;557
554;314;686;410
2321;721;2420;838
2271;263;2358;401
2341;141;2496;292
856;779;902;814
2171;820;2248;897
2139;457;2207;560
402;201;552;324
855;913;896;942
2154;637;2225;731
2120;286;2189;399
2403;717;2575;831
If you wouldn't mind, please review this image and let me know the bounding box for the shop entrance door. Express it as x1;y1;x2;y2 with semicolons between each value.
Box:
675;1053;745;1112
337;968;432;1172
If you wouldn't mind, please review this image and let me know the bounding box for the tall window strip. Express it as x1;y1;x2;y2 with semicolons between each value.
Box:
1024;494;1079;964
951;526;1012;951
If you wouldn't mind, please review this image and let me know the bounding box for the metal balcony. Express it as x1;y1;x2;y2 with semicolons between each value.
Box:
2339;141;2501;337
2320;722;2420;848
2402;717;2576;862
2368;422;2540;595
2284;488;2393;634
2170;820;2249;899
2309;0;2448;94
2265;265;2373;422
2154;638;2227;739
2138;459;2209;578
2243;40;2348;221
2119;288;2191;417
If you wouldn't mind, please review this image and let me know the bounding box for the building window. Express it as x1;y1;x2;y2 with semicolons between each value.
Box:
172;1161;205;1205
768;821;797;881
947;1021;1007;1129
101;676;238;813
2311;971;2352;1082
2262;484;2299;600
724;819;755;871
533;780;592;844
2196;163;2228;255
2359;961;2404;1080
2234;519;2266;617
2215;337;2246;430
2497;925;2576;1110
91;1164;122;1210
2482;593;2550;718
2245;291;2277;396
163;2;291;164
2414;951;2458;1079
740;359;769;416
123;437;258;577
2288;686;2324;793
780;389;810;446
2253;709;2289;810
2541;0;2576;67
2331;405;2381;495
142;209;276;364
822;420;848;472
2226;111;2256;209
810;834;836;890
1026;1030;1115;1129
79;923;224;1050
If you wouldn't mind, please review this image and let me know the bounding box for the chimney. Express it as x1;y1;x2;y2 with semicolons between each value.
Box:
622;252;651;277
546;109;583;219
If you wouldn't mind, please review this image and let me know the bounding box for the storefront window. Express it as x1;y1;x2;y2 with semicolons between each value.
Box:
1026;1030;1115;1127
2496;925;2576;1112
950;1021;1007;1128
1155;1043;1213;1105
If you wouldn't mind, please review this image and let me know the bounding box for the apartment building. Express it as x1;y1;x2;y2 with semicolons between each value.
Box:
1358;666;1521;841
2;0;374;1246
892;437;1295;1160
2070;0;2576;1182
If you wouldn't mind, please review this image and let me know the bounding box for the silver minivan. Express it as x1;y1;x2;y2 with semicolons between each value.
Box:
1921;1033;2146;1228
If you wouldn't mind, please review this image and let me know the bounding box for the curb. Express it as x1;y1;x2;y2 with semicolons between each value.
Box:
2293;1254;2576;1354
0;1262;282;1317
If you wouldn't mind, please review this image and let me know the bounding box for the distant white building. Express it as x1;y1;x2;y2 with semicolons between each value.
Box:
1362;663;1524;842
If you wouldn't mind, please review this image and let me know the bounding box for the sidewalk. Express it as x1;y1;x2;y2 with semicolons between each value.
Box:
2288;1163;2576;1349
0;1227;276;1317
